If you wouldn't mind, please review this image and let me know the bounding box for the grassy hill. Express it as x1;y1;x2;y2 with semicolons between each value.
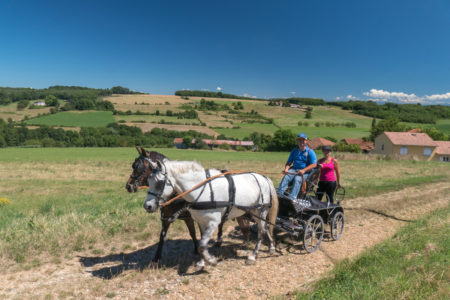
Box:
4;94;449;141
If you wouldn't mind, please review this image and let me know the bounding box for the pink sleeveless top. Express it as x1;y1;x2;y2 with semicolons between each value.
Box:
319;157;336;181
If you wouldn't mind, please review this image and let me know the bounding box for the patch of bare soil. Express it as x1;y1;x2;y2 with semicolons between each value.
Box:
124;122;219;137
1;182;449;299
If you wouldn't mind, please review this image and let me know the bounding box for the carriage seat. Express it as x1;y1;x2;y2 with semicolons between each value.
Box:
281;167;320;200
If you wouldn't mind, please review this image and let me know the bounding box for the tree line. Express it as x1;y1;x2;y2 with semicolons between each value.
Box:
329;100;450;124
0;85;140;112
0;119;212;148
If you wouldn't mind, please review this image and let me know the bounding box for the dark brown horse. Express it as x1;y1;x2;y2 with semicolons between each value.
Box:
126;146;249;262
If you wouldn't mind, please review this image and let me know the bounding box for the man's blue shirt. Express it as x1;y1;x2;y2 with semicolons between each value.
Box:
287;146;317;169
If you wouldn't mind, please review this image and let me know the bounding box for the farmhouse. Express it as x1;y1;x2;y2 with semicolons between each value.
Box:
433;141;450;162
373;132;437;161
33;101;46;106
174;138;254;150
307;137;335;150
342;138;374;153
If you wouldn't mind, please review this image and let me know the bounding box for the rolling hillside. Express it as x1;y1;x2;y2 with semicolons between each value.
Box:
5;94;449;141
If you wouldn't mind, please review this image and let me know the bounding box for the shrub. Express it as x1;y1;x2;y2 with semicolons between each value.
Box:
218;143;232;150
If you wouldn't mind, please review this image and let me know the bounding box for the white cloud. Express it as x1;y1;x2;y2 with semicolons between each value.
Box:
346;94;357;100
216;86;222;92
335;96;341;100
363;88;424;103
242;93;257;98
425;92;450;101
363;89;419;101
290;91;296;96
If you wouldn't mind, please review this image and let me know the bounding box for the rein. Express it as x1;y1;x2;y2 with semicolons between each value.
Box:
137;171;298;190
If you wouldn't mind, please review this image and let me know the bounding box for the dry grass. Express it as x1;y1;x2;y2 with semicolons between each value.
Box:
123;122;219;136
0;103;52;122
104;94;189;114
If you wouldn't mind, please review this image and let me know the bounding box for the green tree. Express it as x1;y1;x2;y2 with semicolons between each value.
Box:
305;110;312;119
45;95;59;107
268;129;296;151
17;100;29;110
182;136;193;148
369;118;406;141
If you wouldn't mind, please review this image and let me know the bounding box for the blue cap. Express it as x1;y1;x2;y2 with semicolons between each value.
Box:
297;133;307;139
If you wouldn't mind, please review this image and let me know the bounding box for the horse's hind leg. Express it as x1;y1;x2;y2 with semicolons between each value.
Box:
153;219;171;262
247;210;271;264
183;218;198;254
215;221;224;247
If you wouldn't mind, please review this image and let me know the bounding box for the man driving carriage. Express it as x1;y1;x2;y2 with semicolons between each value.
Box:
277;133;317;201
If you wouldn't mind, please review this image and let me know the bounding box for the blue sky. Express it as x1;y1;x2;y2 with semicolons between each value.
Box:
1;0;449;104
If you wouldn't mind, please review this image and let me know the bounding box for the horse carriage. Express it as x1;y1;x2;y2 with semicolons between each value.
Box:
275;168;345;253
126;147;344;269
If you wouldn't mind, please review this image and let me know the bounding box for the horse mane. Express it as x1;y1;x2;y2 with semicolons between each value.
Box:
148;151;167;161
166;160;204;175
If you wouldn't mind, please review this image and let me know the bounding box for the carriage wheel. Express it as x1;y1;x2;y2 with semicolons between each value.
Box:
303;215;324;253
330;211;344;241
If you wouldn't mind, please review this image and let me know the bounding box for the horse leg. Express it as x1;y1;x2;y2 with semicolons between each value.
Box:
195;219;221;270
246;210;270;265
183;217;199;254
237;216;250;241
215;221;224;247
153;219;171;262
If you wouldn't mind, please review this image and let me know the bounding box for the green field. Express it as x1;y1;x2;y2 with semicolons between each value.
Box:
115;114;200;125
25;111;115;127
297;204;450;299
0;147;449;275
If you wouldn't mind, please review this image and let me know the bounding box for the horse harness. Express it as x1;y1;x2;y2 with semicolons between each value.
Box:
173;169;273;222
147;161;273;222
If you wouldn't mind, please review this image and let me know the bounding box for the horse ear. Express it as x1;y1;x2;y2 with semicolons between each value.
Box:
143;149;150;158
156;160;166;173
136;146;142;154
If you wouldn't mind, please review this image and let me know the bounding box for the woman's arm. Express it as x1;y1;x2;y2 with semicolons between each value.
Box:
334;158;341;188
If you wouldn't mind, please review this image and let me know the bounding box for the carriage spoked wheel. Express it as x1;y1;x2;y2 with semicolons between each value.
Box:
303;215;324;253
330;211;344;241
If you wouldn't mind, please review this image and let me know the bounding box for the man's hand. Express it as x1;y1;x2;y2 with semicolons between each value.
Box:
297;169;305;175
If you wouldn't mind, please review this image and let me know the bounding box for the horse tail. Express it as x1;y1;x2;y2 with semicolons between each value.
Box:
267;181;279;238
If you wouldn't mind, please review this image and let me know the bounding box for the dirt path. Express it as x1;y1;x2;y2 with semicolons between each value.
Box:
1;182;449;300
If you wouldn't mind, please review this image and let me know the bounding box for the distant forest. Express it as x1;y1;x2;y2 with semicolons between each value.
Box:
0;86;139;112
0;119;211;148
329;100;450;124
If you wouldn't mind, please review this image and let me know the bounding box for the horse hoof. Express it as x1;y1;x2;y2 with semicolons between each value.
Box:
246;258;256;265
214;241;222;248
149;260;159;268
207;258;218;266
195;261;205;272
269;247;275;255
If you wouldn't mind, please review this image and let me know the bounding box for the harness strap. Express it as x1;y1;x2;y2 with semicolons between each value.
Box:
206;169;214;203
220;174;235;222
189;201;231;210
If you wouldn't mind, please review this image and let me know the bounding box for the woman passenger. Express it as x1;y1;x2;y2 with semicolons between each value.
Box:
316;145;341;203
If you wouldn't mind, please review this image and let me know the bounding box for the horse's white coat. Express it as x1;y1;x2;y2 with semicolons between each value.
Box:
144;160;277;268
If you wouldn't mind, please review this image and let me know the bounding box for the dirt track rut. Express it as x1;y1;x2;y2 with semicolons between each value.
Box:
1;182;449;299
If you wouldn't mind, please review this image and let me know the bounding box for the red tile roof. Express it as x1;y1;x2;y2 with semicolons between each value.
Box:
383;132;436;147
407;128;422;133
307;137;335;150
342;138;374;152
434;141;450;155
343;138;363;145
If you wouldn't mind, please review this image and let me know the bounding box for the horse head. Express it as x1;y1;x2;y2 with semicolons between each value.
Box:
143;160;176;213
125;146;167;193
